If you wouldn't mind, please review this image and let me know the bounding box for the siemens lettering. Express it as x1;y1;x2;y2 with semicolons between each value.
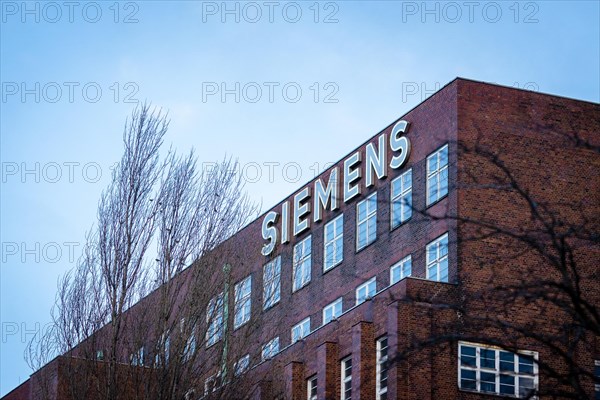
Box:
261;120;411;256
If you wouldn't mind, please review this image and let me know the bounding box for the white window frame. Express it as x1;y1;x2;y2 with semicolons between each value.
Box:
234;275;252;329
390;255;412;285
426;232;449;282
324;214;344;271
307;375;318;400
293;235;312;291
356;192;377;251
262;336;279;361
206;293;224;347
323;297;343;325
131;345;145;366
458;341;539;398
426;144;449;206
234;354;250;376
376;337;388;399
391;169;412;229
291;317;311;344
183;324;197;363
341;356;352;400
356;277;376;305
594;360;599;397
263;256;281;309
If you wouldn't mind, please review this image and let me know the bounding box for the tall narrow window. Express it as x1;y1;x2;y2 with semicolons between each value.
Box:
356;277;376;305
263;256;281;309
390;255;412;285
324;214;344;271
341;356;352;400
376;337;388;399
206;293;223;347
426;144;449;206
391;169;412;229
459;342;538;398
130;345;145;366
234;275;252;328
307;375;318;400
323;297;343;324
262;337;279;361
293;235;312;291
357;192;377;250
594;360;599;399
426;233;449;282
291;317;311;343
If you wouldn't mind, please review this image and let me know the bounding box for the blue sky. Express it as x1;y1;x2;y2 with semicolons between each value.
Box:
1;0;598;395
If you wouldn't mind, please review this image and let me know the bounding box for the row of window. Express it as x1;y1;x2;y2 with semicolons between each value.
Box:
306;336;389;400
226;232;449;357
305;341;539;400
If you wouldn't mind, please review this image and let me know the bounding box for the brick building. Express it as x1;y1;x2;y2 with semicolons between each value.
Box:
4;78;599;400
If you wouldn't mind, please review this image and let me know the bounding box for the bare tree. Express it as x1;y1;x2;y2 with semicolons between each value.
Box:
25;104;268;400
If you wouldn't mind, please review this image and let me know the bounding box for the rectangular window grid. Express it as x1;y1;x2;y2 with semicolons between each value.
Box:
324;214;344;271
263;256;281;309
291;317;311;344
293;235;312;291
341;356;352;400
426;233;449;282
376;337;388;400
234;354;250;376
307;375;317;400
459;342;538;398
206;293;224;347
356;277;376;305
391;169;412;229
323;297;343;325
390;255;412;285
357;192;377;250
234;275;252;329
426;144;449;206
262;337;279;361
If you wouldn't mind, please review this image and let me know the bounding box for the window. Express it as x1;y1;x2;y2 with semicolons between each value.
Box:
291;317;311;343
234;354;250;376
206;293;224;347
263;256;281;309
183;326;197;363
323;297;343;324
234;275;252;328
357;192;377;250
459;342;538;398
341;356;352;400
376;337;388;400
324;215;344;271
262;337;279;361
426;233;449;282
130;346;144;366
390;255;411;285
293;235;312;291
307;375;317;400
595;360;600;400
204;374;220;396
391;169;412;229
426;144;449;206
356;277;376;305
155;332;170;366
96;350;104;361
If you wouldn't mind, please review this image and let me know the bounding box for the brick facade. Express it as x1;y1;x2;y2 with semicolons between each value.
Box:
4;78;599;400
